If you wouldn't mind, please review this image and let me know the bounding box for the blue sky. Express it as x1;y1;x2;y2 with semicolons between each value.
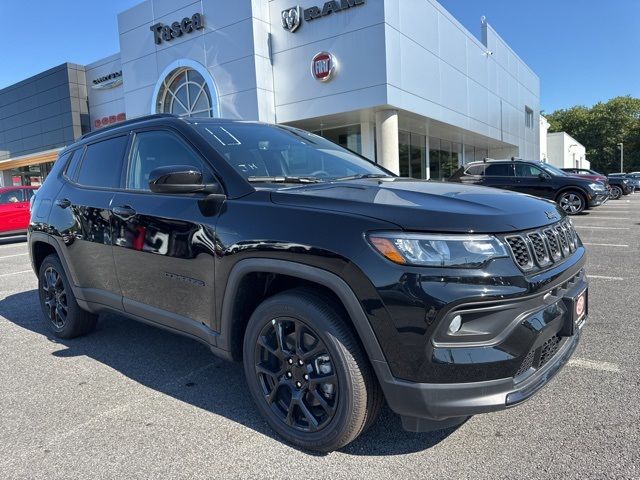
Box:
1;0;638;113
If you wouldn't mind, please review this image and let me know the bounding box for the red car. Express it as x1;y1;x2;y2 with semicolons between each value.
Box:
0;186;38;236
561;168;609;186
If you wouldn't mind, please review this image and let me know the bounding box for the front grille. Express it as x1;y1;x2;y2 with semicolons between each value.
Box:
504;219;579;272
543;228;562;261
528;233;550;266
515;335;564;380
515;348;536;377
505;236;532;269
539;335;562;368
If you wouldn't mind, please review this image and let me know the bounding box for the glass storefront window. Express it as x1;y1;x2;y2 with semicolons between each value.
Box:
399;131;426;179
428;138;462;180
316;125;362;155
399;131;410;177
429;137;441;181
9;162;53;186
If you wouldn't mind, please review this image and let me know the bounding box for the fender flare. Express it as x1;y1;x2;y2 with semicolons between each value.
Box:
555;186;589;202
219;258;387;365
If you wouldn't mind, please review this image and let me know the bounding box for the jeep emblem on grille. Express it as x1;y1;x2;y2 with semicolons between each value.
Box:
545;210;558;220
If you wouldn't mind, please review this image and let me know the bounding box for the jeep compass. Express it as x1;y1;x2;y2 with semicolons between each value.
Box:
29;114;588;451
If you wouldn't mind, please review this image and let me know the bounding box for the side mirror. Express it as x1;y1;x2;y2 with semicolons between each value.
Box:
148;165;222;195
538;172;551;181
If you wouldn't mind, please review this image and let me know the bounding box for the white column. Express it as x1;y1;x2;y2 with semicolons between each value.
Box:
360;120;375;161
375;109;399;174
425;136;431;180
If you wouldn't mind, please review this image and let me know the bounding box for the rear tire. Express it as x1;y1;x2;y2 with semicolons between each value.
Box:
557;190;586;215
38;254;97;338
243;288;381;451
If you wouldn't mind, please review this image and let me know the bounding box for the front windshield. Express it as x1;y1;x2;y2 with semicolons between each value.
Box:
540;163;568;176
194;122;390;182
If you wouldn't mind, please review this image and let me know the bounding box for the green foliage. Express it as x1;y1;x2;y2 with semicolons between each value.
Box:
546;96;640;173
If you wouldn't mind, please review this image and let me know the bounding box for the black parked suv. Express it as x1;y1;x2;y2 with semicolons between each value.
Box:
29;115;588;451
449;159;608;215
606;175;634;199
608;173;639;193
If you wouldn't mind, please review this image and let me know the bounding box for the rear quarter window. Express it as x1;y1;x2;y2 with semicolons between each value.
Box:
464;164;485;175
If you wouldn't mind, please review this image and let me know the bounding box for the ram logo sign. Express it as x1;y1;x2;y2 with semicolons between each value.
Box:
281;0;365;32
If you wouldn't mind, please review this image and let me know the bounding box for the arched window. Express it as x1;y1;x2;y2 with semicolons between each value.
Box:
154;62;219;118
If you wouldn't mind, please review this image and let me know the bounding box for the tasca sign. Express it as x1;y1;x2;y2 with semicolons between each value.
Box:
281;0;365;32
150;13;204;45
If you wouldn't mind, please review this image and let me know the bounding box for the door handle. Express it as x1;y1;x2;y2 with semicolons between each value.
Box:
55;198;71;209
112;205;137;219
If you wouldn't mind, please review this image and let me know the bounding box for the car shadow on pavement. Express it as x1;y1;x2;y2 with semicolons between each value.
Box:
0;289;460;456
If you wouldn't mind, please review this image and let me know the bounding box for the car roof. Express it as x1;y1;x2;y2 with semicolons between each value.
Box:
464;159;545;166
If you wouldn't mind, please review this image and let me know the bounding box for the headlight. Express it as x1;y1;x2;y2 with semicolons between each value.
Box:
588;182;605;191
367;232;508;267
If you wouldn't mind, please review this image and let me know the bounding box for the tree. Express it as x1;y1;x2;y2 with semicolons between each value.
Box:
546;96;640;173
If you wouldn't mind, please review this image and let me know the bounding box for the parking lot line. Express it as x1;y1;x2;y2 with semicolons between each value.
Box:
568;358;621;373
582;243;629;247
574;226;629;230
577;216;630;220
0;253;29;259
588;274;624;280
0;270;32;278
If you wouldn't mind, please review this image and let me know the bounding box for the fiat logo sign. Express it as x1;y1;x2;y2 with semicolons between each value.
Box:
311;52;337;82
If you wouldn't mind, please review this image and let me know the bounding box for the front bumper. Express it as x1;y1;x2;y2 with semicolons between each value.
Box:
374;268;587;431
377;328;581;430
588;192;609;207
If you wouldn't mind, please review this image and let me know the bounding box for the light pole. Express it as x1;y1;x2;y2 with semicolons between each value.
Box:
617;143;624;172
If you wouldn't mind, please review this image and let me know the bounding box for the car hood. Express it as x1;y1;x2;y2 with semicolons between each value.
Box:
270;178;564;233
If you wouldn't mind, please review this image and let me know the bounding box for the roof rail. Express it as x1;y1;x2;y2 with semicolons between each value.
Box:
80;113;179;141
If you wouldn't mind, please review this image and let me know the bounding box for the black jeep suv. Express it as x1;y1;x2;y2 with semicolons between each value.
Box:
449;159;608;215
29;115;588;451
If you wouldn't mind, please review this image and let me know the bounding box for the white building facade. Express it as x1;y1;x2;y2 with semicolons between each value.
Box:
539;115;549;162
546;132;589;169
1;0;541;185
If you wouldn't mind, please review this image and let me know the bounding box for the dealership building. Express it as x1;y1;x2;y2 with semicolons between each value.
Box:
0;0;541;187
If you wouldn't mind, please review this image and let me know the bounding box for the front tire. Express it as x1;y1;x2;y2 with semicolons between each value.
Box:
38;254;97;338
243;289;381;451
557;190;586;215
609;186;623;200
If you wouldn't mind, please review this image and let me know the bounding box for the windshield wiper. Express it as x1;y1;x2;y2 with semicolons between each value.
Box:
247;176;323;184
334;173;392;181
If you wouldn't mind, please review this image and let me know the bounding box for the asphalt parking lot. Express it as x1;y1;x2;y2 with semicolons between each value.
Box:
0;196;639;480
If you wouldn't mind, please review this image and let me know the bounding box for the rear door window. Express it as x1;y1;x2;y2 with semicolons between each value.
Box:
484;163;514;176
76;136;129;189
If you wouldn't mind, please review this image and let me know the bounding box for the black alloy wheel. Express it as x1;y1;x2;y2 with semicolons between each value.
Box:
38;254;97;338
558;191;585;215
255;317;337;432
243;289;382;451
41;266;68;329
